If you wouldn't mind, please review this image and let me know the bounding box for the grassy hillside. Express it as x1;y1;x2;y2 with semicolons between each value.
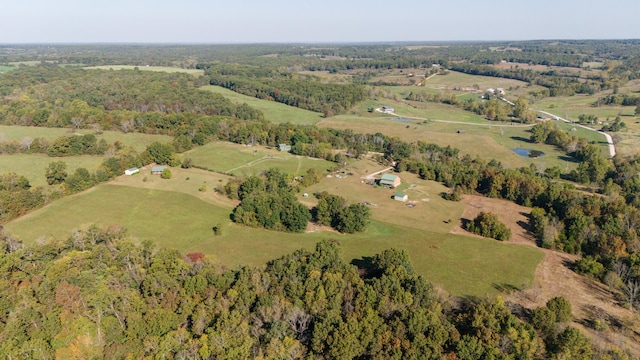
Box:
202;85;324;125
184;141;335;177
0;154;104;187
5;181;543;298
0;125;172;152
84;65;204;76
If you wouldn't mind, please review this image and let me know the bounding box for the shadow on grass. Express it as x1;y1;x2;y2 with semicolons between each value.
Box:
492;282;522;294
351;256;377;279
460;218;472;230
510;136;532;143
559;155;579;163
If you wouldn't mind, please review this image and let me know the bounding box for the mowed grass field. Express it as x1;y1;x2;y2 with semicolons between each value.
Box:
184;141;335;177
319;110;582;170
6;172;543;298
84;65;204;77
201;86;324;125
0;125;172;152
0;154;105;187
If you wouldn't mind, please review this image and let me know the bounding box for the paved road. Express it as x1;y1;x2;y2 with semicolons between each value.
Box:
536;110;616;158
375;108;535;128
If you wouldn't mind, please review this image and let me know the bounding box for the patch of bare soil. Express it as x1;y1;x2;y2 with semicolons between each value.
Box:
453;195;640;356
305;222;338;234
450;194;533;246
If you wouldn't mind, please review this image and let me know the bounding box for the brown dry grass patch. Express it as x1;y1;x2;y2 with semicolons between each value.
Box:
453;194;640;356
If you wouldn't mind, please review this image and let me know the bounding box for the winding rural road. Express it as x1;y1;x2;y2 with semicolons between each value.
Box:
536;110;616;157
375;108;535;128
500;97;616;157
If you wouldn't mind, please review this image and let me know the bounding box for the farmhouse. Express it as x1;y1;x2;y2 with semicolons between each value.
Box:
382;106;395;114
278;144;292;152
394;193;408;202
124;167;139;176
151;166;167;175
380;173;401;188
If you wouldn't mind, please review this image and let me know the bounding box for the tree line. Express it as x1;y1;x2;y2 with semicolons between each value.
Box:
203;64;368;116
1;228;626;359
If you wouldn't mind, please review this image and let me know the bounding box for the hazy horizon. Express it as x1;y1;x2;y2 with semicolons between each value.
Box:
2;0;639;43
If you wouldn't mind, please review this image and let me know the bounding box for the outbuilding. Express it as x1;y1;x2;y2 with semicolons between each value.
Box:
394;193;408;202
380;173;401;188
151;166;167;175
278;144;292;152
124;167;140;176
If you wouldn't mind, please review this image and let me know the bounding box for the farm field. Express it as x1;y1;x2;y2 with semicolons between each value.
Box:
0;125;172;152
201;85;324;125
183;141;335;177
5;179;543;298
0;65;14;73
84;65;204;76
0;154;105;187
319;111;582;170
423;71;544;97
533;95;636;120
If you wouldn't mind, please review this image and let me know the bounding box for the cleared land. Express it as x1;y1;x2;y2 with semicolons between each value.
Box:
183;141;335;177
84;65;204;76
0;154;104;187
0;125;172;152
5;158;543;298
319;110;581;170
453;194;640;353
0;65;14;73
201;85;324;125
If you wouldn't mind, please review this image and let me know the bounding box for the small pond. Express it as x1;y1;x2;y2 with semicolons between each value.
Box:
512;148;545;158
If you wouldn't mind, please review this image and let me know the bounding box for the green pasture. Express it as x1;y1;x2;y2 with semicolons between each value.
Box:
302;170;464;234
425;71;534;93
0;65;15;73
534;95;636;120
184;142;335;177
319;109;582;170
582;62;604;69
84;65;204;76
6;183;543;298
0;154;104;187
201;86;324;125
0;125;172;152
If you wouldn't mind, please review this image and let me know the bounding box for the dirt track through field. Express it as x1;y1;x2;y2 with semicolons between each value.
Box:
454;195;640;355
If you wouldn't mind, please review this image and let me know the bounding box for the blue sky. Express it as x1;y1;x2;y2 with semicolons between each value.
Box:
2;0;639;43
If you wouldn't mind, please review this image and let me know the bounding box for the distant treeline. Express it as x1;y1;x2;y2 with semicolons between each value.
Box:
0;65;264;132
202;64;367;116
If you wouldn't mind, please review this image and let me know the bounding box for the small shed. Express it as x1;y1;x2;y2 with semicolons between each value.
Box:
151;166;167;175
278;144;292;152
382;106;395;114
380;174;401;188
394;193;408;202
124;167;139;176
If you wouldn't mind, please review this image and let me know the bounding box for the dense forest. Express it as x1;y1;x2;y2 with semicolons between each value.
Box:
0;230;627;359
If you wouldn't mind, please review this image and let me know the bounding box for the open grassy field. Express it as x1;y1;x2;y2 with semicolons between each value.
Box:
201;86;324;125
424;71;544;97
0;65;15;73
184;141;335;177
0;154;105;187
5;177;543;298
84;65;204;76
0;125;172;152
319;110;583;170
533;95;636;120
